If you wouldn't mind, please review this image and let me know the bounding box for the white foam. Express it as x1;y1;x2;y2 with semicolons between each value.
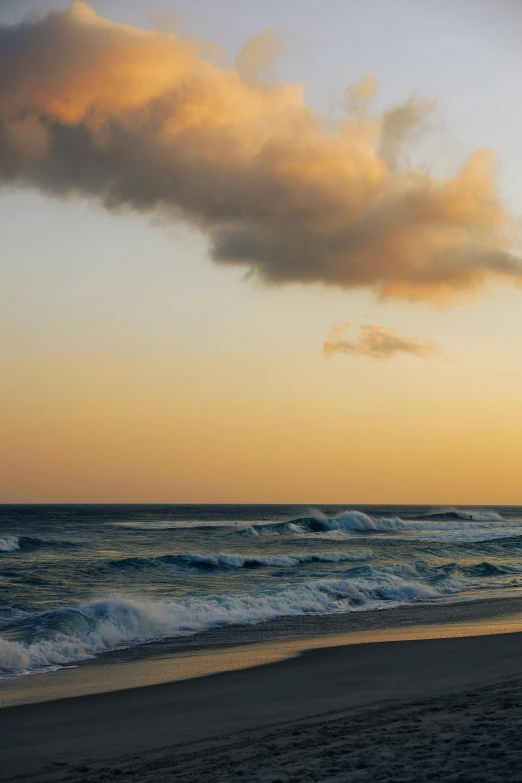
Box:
0;567;461;676
0;536;20;552
300;530;356;541
113;509;516;543
252;509;521;544
244;511;412;536
320;512;522;543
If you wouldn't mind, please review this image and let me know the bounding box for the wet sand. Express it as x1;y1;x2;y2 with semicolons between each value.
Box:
3;631;522;781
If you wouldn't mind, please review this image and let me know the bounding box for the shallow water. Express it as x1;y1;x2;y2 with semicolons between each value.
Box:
1;503;522;679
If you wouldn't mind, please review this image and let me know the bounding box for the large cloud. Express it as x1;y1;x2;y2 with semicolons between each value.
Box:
0;2;520;302
324;323;440;360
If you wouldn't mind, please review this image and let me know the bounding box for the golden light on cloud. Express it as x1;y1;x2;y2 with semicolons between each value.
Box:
0;2;520;303
324;322;441;360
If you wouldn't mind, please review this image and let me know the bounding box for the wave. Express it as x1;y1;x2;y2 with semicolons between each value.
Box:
242;509;522;544
459;561;516;577
104;550;373;573
242;511;379;536
0;565;462;676
243;510;434;536
2;557;513;677
0;537;20;552
0;535;77;553
0;606;29;629
412;508;505;522
351;560;516;580
387;526;522;544
111;508;511;541
0;536;78;554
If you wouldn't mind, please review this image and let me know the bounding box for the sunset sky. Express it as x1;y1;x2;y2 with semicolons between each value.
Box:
1;0;522;504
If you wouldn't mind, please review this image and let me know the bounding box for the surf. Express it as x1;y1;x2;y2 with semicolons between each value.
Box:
2;557;513;677
102;550;374;573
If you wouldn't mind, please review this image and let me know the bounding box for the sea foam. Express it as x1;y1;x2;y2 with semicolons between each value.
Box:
0;563;464;675
0;535;76;553
242;509;522;543
0;537;20;553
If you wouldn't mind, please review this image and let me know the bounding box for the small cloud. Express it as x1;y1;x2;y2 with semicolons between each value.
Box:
324;322;441;360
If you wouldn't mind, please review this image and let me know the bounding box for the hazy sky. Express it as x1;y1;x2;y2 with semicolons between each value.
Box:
2;0;522;504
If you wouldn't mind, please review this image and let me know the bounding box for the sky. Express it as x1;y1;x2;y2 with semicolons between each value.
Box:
1;0;522;504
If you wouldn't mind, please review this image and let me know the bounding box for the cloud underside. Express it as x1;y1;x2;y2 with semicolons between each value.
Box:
324;323;440;359
0;2;521;302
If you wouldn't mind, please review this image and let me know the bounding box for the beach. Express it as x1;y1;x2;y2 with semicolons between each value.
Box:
3;504;522;683
4;504;522;780
3;629;522;782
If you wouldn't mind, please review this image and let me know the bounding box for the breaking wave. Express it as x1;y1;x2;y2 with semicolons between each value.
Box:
0;537;20;553
104;550;373;573
0;535;75;553
241;511;378;536
241;509;522;543
1;558;514;676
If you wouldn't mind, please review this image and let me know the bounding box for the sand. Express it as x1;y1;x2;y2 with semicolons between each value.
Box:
2;631;522;781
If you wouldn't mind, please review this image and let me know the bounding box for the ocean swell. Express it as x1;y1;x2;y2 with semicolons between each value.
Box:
242;511;382;536
105;550;373;573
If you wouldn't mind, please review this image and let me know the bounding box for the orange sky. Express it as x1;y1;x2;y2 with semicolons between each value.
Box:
2;2;522;504
2;239;521;504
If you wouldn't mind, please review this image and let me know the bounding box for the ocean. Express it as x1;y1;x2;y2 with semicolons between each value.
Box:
1;503;522;681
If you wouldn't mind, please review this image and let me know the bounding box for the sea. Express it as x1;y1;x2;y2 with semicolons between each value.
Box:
2;503;522;681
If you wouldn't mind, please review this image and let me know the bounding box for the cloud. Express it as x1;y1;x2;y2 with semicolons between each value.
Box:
0;2;520;303
234;29;284;86
324;323;441;360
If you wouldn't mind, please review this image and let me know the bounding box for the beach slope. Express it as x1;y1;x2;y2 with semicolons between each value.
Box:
2;632;522;782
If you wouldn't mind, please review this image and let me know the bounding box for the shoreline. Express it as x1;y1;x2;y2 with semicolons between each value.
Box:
3;630;522;780
2;593;522;709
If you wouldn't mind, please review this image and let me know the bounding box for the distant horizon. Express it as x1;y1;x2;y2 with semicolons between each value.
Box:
1;501;519;507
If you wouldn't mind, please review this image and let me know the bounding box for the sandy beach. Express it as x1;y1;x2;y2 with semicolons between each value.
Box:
2;630;522;782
